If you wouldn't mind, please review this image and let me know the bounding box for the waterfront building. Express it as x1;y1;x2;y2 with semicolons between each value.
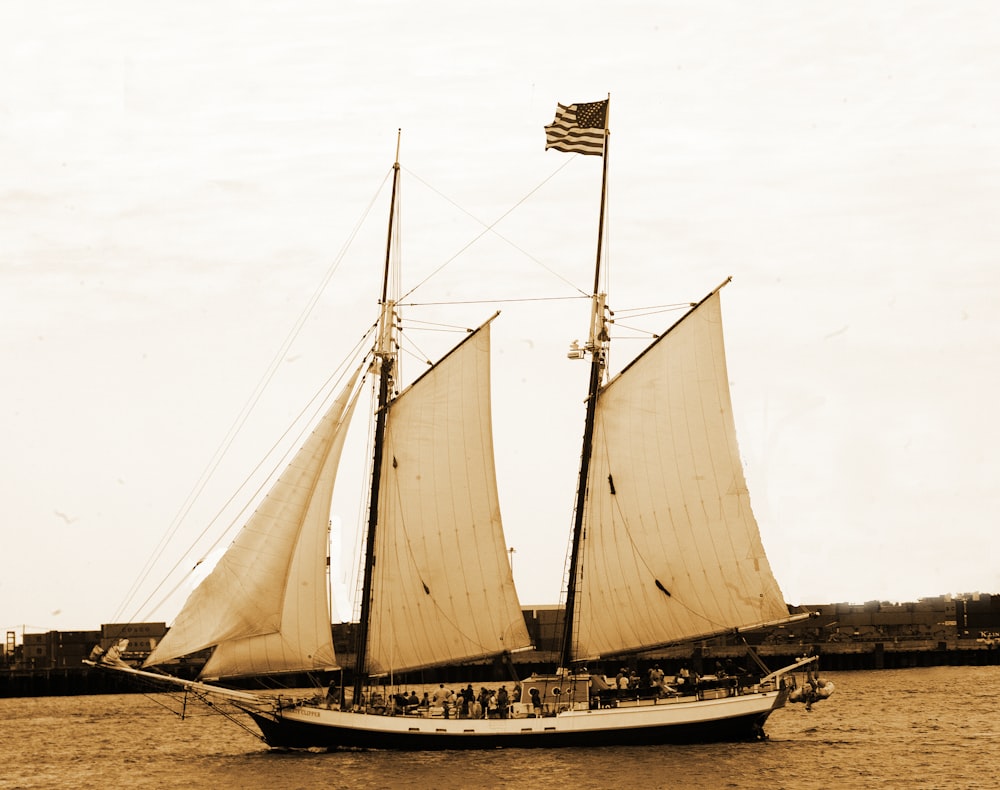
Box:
4;595;1000;677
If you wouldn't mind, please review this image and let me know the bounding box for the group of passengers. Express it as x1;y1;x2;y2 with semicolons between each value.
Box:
389;682;523;718
609;664;684;696
590;664;708;705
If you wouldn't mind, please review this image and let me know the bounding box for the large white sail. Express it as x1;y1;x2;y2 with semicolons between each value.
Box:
366;321;532;673
145;365;363;678
572;289;788;660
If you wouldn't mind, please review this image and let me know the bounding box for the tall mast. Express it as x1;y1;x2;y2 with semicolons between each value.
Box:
560;99;611;670
353;130;401;707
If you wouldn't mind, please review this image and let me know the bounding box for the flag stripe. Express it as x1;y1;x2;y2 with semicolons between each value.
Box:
544;100;608;156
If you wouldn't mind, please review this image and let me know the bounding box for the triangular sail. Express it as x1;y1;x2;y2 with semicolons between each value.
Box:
572;290;788;660
366;320;532;673
145;365;364;678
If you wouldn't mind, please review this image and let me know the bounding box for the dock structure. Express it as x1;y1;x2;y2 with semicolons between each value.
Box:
4;594;999;697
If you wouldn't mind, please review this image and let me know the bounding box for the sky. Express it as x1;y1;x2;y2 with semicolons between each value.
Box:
3;2;1000;635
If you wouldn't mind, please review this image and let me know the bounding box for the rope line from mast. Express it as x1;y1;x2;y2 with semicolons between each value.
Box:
399;161;590;301
116;169;394;626
132;339;374;623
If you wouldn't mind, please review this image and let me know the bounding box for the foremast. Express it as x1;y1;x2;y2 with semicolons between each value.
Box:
353;131;402;708
550;97;612;671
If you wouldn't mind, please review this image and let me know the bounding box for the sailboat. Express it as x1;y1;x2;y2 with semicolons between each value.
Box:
88;101;828;749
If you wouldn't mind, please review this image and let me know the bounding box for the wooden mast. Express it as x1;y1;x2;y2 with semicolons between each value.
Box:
353;130;402;708
560;98;611;670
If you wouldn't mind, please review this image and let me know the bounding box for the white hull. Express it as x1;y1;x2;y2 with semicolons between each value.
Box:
244;688;788;750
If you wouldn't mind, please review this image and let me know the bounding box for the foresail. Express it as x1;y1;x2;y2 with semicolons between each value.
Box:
366;320;532;674
145;365;364;678
573;290;788;660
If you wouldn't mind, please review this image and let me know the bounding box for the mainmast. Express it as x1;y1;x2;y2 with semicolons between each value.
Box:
543;97;611;670
353;130;401;708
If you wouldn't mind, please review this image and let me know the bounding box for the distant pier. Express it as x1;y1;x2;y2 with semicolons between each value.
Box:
5;594;999;697
3;639;999;698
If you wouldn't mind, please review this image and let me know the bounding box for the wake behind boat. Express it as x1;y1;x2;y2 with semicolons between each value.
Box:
89;99;830;749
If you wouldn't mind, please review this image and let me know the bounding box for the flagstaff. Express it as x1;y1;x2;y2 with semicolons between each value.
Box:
544;96;612;670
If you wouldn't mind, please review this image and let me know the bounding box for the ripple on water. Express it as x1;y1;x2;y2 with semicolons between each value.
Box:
2;667;998;790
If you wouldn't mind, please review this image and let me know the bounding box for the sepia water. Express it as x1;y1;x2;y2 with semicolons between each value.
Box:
1;666;995;790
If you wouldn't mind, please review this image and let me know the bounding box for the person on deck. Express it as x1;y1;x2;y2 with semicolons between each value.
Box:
530;687;542;717
462;684;474;717
392;692;409;715
497;686;510;719
649;664;675;696
432;683;450;717
478;687;492;719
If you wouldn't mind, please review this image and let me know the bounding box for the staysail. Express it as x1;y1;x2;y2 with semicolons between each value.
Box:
365;319;532;673
572;287;788;660
145;364;364;678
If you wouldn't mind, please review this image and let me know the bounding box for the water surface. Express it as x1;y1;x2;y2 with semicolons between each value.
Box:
2;666;994;789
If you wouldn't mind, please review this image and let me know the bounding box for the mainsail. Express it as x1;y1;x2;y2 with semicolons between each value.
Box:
366;319;532;673
572;288;788;660
145;365;363;678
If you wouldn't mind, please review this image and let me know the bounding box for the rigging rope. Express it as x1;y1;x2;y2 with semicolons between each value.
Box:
114;170;394;626
400;161;589;301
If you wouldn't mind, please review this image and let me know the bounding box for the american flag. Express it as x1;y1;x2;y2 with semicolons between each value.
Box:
544;100;608;156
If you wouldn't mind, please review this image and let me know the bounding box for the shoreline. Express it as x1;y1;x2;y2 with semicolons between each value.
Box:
4;640;998;698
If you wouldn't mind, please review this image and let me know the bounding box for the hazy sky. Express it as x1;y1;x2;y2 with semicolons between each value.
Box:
3;2;999;634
